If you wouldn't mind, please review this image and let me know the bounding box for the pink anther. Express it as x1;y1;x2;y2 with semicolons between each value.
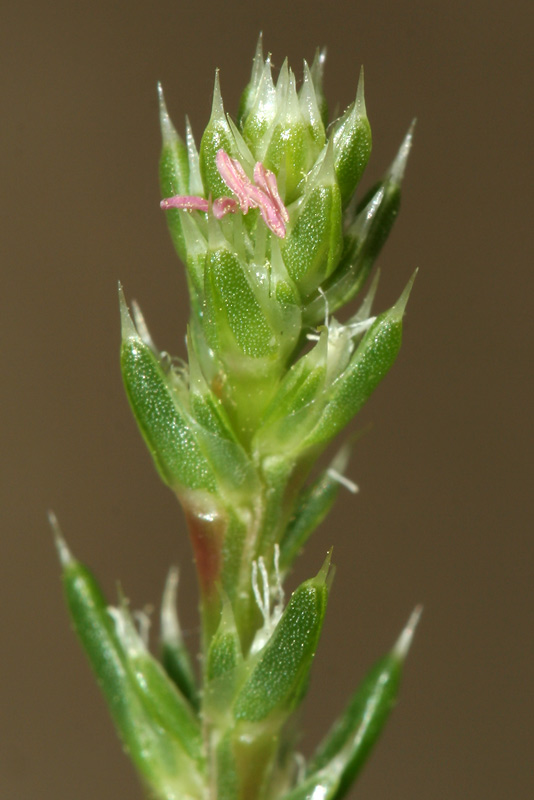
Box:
254;162;289;223
160;195;209;212
215;150;254;213
212;196;239;219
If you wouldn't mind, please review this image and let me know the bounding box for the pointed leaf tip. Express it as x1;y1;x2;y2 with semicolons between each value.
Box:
131;300;157;353
392;604;423;661
316;135;336;185
157;82;178;145
108;604;147;658
253;31;264;67
118;283;139;342
311;46;327;80
315;547;334;586
48;510;73;566
211;69;225;119
157;81;167;117
161;566;181;642
355;66;366;114
391;268;418;320
389;120;416;184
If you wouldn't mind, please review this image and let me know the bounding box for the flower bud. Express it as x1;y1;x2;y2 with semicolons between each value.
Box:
201;235;302;438
178;209;209;303
121;289;260;513
202;244;276;359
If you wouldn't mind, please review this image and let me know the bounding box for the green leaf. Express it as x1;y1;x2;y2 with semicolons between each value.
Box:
303;274;415;450
305;608;422;800
263;64;308;203
310;47;329;129
203;247;277;361
331;70;372;206
281;142;342;299
160;567;200;711
300;61;326;156
110;603;204;764
158;83;190;263
253;454;296;564
200;72;236;197
233;555;331;724
215;733;241;800
309;655;400;786
305;125;413;325
279;450;348;572
207;628;239;683
253;330;327;457
54;524;204;800
204;597;243;717
120;296;217;494
279;770;340;800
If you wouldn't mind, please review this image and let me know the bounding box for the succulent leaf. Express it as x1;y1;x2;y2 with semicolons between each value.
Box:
233;555;331;724
305;608;422;800
55;525;205;800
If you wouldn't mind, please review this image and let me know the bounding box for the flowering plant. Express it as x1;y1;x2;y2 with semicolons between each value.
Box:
55;36;419;800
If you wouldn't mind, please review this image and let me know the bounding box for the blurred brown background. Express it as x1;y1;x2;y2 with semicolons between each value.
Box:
2;1;533;798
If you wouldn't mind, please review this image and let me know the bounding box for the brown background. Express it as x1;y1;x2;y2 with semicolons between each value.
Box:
2;1;533;798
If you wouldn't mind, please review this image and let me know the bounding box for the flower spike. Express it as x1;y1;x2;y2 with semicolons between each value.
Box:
64;35;417;800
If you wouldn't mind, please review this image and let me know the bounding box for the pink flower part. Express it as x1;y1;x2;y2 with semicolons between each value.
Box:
215;150;257;214
160;151;289;238
216;150;288;238
212;196;239;219
254;162;289;224
253;190;287;238
248;178;287;239
160;195;209;212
